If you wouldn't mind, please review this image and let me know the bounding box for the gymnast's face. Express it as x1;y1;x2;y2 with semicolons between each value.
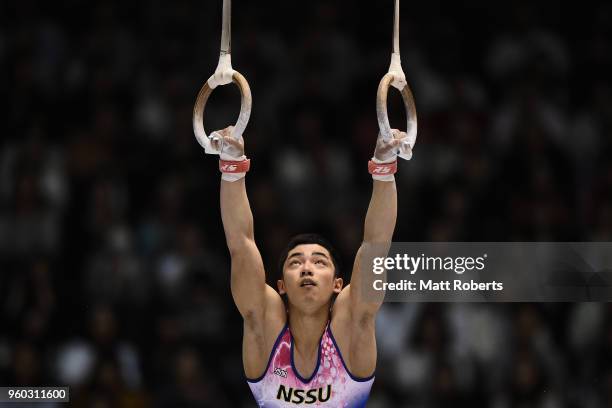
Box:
278;244;343;311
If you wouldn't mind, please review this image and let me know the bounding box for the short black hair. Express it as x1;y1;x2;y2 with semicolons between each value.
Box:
277;233;342;281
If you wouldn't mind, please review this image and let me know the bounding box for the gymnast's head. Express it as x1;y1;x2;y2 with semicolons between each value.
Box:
277;233;344;312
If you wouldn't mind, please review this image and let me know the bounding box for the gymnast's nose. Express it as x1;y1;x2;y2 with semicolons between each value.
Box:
300;269;313;277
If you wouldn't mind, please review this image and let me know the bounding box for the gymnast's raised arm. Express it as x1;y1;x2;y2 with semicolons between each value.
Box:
212;127;285;378
331;129;410;379
211;128;278;315
346;130;407;316
212;128;265;317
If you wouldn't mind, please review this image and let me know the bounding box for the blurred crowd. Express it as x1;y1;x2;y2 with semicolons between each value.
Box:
1;0;612;406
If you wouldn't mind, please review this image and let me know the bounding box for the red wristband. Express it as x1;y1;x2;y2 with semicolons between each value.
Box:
219;159;251;173
368;160;397;175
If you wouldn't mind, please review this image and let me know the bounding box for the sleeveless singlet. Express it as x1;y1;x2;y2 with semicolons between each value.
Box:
246;322;375;407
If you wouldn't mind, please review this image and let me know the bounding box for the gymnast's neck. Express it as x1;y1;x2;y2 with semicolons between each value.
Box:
287;303;330;354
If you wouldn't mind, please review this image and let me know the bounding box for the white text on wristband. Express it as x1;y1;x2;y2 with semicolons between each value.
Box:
368;160;397;175
219;159;251;173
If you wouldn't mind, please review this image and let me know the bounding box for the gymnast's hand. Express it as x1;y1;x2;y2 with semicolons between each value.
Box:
210;126;245;160
373;128;411;163
210;126;249;182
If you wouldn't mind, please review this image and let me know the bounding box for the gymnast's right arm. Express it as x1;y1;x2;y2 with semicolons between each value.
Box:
214;127;285;377
214;127;267;319
221;178;267;319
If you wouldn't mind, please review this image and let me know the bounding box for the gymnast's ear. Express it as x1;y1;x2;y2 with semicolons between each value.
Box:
277;279;286;295
333;277;343;294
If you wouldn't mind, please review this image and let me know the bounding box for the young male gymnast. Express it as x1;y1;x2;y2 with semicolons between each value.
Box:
207;126;410;406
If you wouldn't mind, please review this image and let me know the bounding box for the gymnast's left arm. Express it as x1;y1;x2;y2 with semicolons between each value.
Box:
330;130;408;378
347;130;407;318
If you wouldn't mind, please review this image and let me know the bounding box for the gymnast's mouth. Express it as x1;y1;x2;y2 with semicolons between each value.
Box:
300;279;317;287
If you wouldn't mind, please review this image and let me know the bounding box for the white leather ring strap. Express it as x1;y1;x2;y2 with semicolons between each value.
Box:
192;70;252;154
376;0;418;160
376;72;417;159
193;0;252;155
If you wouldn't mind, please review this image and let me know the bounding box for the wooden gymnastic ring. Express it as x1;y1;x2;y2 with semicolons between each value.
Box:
376;72;417;144
193;70;252;148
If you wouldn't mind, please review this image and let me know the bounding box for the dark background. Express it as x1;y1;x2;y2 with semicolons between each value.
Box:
1;0;612;406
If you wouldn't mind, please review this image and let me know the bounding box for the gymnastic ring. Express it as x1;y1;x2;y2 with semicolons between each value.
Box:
376;72;417;147
192;70;252;150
